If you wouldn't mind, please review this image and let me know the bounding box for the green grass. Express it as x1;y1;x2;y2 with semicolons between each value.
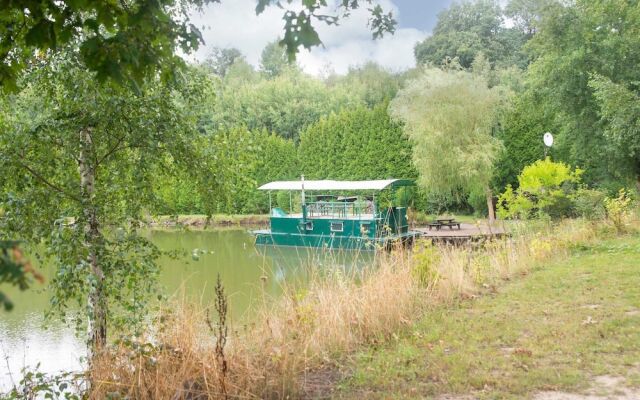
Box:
337;232;640;399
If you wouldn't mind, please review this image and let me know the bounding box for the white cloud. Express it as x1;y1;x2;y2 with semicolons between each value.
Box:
187;0;427;75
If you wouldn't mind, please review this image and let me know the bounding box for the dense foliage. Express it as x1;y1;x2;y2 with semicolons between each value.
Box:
0;50;211;349
0;0;396;91
299;104;415;181
390;67;505;217
497;158;584;219
212;68;363;141
524;0;640;187
413;0;534;69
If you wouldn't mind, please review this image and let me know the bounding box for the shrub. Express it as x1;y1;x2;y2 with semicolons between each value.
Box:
498;158;583;220
604;188;633;233
411;240;441;287
573;188;607;220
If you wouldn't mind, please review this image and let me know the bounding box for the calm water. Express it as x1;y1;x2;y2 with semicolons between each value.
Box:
0;228;373;390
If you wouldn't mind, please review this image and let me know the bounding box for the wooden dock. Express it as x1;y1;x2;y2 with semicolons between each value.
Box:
414;222;507;244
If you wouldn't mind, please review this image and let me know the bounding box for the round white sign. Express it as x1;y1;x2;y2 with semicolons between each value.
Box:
543;132;554;147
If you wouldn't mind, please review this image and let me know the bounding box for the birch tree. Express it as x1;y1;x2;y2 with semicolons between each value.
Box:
0;50;210;353
389;67;504;220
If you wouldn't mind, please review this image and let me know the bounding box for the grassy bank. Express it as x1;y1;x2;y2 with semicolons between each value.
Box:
83;217;640;399
339;233;640;399
146;213;269;228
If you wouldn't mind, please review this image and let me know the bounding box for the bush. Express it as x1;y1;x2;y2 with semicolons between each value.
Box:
604;188;634;233
573;188;607;220
498;158;583;220
539;190;576;219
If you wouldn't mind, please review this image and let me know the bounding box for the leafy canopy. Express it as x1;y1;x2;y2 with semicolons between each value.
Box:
0;51;209;328
1;0;396;90
524;0;640;184
413;0;533;69
497;158;584;219
389;67;504;202
299;103;416;181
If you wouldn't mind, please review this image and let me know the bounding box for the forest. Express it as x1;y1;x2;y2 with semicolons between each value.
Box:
131;0;640;216
3;0;638;218
1;0;639;398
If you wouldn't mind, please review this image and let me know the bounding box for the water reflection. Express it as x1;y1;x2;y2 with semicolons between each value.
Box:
0;228;374;391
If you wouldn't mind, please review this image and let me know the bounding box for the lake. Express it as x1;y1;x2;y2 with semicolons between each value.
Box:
0;228;373;391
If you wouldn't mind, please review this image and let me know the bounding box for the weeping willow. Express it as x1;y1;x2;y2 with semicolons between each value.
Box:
390;67;505;219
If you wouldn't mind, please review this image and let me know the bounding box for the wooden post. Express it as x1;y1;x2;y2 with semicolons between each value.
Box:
486;187;496;223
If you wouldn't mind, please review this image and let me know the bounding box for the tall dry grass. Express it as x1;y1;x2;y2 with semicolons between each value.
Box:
89;218;623;399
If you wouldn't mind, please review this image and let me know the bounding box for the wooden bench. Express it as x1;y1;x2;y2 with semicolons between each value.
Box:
440;221;461;230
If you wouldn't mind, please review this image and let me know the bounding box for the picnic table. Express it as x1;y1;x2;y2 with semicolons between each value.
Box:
426;218;461;231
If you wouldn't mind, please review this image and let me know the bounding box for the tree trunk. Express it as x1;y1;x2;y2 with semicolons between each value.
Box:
486;187;496;223
79;128;107;356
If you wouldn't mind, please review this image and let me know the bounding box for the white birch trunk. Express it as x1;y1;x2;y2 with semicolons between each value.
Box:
79;127;107;357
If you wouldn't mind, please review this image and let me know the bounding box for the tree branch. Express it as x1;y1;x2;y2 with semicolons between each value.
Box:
96;134;127;168
17;160;82;203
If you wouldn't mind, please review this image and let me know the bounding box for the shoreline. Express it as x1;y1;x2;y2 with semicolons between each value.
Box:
145;214;270;228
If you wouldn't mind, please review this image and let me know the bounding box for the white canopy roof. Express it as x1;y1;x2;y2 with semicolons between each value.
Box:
258;179;413;191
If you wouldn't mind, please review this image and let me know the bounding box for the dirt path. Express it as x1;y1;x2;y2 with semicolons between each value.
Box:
535;375;640;400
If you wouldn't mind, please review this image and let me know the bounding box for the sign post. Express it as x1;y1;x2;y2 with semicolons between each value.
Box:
543;132;554;158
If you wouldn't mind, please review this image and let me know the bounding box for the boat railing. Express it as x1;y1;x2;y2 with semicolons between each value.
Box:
306;201;374;219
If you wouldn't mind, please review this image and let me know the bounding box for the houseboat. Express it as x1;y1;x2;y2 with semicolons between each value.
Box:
253;178;421;249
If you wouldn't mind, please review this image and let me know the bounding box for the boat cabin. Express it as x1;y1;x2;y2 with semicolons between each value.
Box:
253;178;420;249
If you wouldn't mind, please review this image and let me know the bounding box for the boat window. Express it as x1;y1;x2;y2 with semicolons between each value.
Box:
360;223;370;234
306;221;314;231
330;222;344;232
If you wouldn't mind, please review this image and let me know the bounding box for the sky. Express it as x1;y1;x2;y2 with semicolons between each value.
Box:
187;0;455;75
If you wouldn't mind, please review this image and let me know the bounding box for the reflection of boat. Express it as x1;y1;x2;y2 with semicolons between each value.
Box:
254;242;376;288
255;243;375;272
253;178;421;249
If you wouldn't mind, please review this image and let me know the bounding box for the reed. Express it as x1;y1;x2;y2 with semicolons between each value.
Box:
89;218;622;399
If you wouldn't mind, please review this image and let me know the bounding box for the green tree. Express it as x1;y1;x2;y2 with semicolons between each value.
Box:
525;0;640;187
214;69;363;141
299;104;416;181
259;41;293;78
204;47;244;77
497;158;583;219
1;0;396;90
203;128;298;213
0;51;207;353
589;75;640;191
328;62;403;107
504;0;558;36
414;0;530;69
493;92;555;190
390;67;504;220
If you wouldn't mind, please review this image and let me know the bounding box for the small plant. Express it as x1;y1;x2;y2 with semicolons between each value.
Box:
411;240;440;287
6;364;83;400
214;273;229;399
604;188;633;233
